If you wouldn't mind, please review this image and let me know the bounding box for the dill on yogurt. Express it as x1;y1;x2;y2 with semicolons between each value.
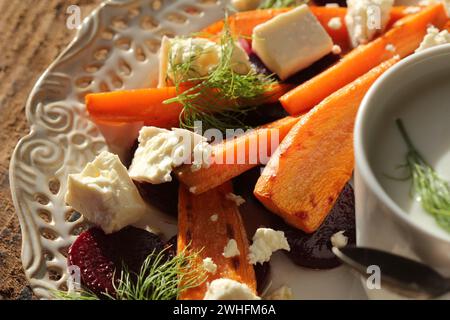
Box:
396;118;450;232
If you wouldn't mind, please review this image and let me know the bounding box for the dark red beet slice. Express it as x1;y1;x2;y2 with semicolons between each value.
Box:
233;167;356;270
136;177;179;217
68;226;165;297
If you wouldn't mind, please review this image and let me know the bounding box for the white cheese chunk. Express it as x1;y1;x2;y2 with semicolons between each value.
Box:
202;257;218;274
330;230;349;248
248;228;290;265
252;4;333;80
129;126;210;184
265;285;294;300
416;26;450;52
225;193;246;206
232;0;261;11
223;239;240;258
65;151;148;234
345;0;394;48
328;17;343;30
204;278;260;300
158;36;251;87
210;214;218;222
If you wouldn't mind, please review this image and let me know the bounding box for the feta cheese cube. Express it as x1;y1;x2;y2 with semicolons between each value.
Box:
129;127;210;184
204;278;260;300
158;37;251;87
65;151;148;234
252;4;333;80
345;0;394;48
248;228;290;265
416;26;450;52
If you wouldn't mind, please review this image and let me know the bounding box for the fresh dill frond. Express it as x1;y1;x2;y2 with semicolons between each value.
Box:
52;247;207;300
259;0;309;9
396;119;450;232
164;16;277;132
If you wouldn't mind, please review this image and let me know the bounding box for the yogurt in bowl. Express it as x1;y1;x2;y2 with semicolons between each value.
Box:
355;44;450;297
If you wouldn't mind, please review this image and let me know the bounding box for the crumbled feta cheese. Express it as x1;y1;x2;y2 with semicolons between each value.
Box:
129;127;210;184
158;36;251;87
204;278;260;300
385;43;396;51
231;0;261;11
252;4;333;80
265;286;293;300
248;228;290;265
416;26;450;52
325;3;340;7
210;214;218;222
403;6;421;14
345;0;394;48
330;230;349;248
332;44;343;54
65;151;148;234
225;193;246;206
189;186;197;194
223;239;240;258
202;257;218;274
328;17;343;30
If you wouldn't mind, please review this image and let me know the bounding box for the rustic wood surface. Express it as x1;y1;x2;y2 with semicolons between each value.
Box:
0;0;103;300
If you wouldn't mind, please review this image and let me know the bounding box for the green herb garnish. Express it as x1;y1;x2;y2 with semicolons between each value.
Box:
259;0;308;9
164;17;277;132
53;247;206;300
396;119;450;232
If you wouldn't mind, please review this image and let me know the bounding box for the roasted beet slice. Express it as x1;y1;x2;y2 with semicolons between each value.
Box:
68;226;165;297
282;183;356;269
234;167;356;270
136;178;179;217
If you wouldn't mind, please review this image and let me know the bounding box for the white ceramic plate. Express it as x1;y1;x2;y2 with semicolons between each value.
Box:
9;0;367;299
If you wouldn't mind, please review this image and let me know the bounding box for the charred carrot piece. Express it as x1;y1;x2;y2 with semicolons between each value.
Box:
178;182;256;300
255;57;400;233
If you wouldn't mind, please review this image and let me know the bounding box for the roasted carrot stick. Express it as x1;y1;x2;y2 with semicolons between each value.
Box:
86;84;291;127
178;182;256;300
280;3;448;115
254;57;399;234
202;6;408;50
175;115;301;195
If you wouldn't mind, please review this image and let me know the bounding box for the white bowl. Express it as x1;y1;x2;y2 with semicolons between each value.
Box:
355;44;450;298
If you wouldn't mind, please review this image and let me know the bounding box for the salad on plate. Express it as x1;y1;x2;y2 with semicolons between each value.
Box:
55;0;450;300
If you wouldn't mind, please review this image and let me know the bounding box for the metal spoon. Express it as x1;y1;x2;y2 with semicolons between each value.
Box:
333;246;450;299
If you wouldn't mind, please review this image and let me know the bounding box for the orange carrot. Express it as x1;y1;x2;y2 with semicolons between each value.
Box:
255;57;399;233
86;84;291;127
175;115;301;195
280;3;448;115
178;182;256;300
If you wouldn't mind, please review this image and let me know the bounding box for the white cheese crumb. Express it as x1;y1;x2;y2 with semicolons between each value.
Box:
403;6;421;14
204;278;260;300
226;193;246;206
332;44;342;54
328;17;343;30
202;257;218;274
330;230;349;248
210;214;218;222
325;3;340;7
223;239;240;258
416;26;450;52
265;286;293;300
345;0;394;48
65;151;149;234
189;186;197;194
248;228;290;265
129;127;210;184
385;43;396;52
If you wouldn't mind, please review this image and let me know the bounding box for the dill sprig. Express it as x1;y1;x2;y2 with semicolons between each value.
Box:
52;247;207;300
164;18;277;132
259;0;309;9
396;119;450;232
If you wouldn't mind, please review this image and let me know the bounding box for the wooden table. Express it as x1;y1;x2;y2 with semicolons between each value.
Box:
0;0;102;300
